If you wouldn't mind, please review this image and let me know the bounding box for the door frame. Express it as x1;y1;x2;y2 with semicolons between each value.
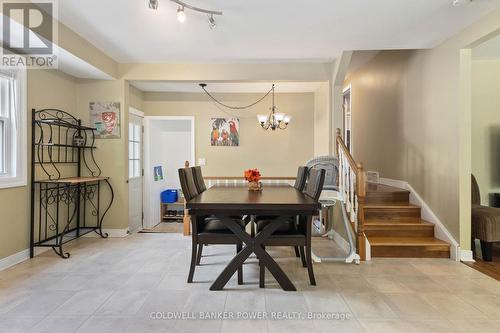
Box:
143;116;195;229
128;107;144;233
342;85;352;153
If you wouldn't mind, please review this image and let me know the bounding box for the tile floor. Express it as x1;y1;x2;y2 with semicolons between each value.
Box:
1;233;500;333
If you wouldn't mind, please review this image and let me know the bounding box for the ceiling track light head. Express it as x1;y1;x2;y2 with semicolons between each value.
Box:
177;5;186;22
208;14;216;29
148;0;159;10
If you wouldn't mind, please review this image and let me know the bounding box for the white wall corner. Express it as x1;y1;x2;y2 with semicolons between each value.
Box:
379;178;460;261
82;228;130;238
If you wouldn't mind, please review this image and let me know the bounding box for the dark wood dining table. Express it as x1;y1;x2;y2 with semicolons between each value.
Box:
186;183;320;291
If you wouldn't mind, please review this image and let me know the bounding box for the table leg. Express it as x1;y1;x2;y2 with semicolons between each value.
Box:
210;216;297;291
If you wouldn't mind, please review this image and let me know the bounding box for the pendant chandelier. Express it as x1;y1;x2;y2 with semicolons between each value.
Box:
199;83;291;131
256;84;291;131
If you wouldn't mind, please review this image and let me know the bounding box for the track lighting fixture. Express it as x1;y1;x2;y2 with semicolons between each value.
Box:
148;0;222;28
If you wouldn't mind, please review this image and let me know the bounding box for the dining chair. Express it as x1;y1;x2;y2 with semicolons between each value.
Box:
178;167;244;284
190;165;248;264
192;166;207;193
257;168;325;287
294;166;308;191
255;166;309;258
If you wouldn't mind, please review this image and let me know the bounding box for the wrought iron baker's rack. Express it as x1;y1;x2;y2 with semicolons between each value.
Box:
30;109;114;258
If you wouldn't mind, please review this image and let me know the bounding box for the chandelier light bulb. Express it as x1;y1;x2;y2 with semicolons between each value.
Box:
257;115;268;124
283;115;291;124
274;113;285;122
177;6;186;22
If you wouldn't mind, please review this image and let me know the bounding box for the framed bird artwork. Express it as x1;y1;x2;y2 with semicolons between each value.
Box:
210;118;239;146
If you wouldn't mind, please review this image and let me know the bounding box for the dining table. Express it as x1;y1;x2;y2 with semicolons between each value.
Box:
186;183;321;291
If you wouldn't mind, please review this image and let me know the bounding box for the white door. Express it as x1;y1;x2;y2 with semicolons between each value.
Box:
128;112;143;233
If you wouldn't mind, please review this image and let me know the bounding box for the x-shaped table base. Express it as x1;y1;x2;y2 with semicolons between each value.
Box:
209;215;297;291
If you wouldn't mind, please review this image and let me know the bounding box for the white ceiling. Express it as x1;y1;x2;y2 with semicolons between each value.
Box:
58;0;500;63
130;81;325;93
473;33;500;59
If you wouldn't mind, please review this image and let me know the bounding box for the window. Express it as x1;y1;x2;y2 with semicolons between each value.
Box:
128;122;141;178
0;69;26;189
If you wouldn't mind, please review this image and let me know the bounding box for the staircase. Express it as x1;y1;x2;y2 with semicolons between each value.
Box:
363;183;450;258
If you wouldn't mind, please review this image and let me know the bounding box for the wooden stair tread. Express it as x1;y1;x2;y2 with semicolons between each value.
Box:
364;204;420;209
365;220;434;227
368;237;449;247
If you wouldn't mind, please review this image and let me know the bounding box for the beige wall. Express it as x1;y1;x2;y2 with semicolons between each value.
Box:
0;69;78;259
129;86;144;111
314;83;331;156
344;51;409;181
471;59;500;205
76;79;129;230
143;92;314;177
341;9;500;248
342;10;500;248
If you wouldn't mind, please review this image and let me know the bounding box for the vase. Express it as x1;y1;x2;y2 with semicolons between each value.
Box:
248;181;262;191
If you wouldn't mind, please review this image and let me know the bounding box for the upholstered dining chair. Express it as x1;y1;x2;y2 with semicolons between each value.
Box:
178;167;244;284
255;166;309;258
294;166;308;191
192;166;207;193
257;168;325;287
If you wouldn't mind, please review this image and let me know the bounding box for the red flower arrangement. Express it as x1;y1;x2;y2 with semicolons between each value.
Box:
244;168;261;183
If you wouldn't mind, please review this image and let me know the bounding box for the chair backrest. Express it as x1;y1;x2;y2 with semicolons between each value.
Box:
294;166;308;191
178;168;199;201
192;166;207;193
471;174;481;205
303;168;326;201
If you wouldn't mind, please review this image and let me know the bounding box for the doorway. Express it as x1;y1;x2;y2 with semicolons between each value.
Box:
342;85;352;152
143;116;195;230
128;108;144;233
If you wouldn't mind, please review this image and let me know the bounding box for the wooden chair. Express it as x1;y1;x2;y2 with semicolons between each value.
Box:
294;166;308;191
192;166;207;193
179;168;244;284
256;166;309;258
257;168;325;287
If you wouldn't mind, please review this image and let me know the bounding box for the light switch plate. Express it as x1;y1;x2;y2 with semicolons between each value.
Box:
198;158;206;166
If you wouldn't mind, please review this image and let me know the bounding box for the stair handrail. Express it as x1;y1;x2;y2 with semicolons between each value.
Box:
335;128;367;260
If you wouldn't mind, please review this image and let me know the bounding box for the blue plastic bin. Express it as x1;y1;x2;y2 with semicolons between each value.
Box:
161;189;178;203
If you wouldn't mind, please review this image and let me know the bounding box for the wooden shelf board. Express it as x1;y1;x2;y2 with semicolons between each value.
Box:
36;176;109;184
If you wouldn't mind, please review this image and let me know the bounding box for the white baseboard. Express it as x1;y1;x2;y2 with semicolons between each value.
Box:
0;247;49;272
460;249;475;262
378;177;408;190
0;229;128;272
82;228;130;238
379;178;459;261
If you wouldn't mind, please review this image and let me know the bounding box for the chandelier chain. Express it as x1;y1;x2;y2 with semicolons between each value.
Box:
200;84;274;110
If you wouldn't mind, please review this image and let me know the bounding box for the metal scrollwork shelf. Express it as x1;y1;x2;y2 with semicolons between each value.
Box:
30;109;114;259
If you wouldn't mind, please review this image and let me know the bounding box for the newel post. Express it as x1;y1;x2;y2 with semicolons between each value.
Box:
356;162;367;261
